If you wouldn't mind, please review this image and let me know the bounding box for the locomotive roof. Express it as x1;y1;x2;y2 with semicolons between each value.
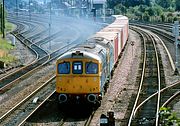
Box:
87;36;113;48
73;43;106;57
57;42;107;62
58;50;102;61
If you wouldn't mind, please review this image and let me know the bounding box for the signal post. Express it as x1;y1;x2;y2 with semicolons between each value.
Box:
172;21;179;75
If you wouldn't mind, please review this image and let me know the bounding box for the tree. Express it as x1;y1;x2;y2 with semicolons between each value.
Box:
147;7;155;16
114;4;127;15
175;0;180;11
154;4;163;16
156;0;173;8
138;5;148;13
143;11;150;21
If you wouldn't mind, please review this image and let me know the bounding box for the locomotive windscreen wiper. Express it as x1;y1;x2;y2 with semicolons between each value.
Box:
87;61;92;69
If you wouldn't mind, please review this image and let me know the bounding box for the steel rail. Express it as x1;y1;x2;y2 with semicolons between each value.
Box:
0;76;55;122
0;23;39;81
149;33;161;126
84;111;96;126
0;52;51;92
161;91;180;107
18;90;56;126
128;27;147;126
130;23;175;43
133;81;180;114
128;26;162;126
0;21;84;93
150;32;176;71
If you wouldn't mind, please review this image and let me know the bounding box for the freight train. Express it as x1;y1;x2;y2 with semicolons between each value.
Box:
56;15;129;106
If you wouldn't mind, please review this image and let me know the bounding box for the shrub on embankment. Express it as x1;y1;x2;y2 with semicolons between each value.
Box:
0;22;16;68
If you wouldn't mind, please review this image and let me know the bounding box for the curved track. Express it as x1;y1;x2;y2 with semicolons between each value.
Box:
128;26;165;126
0;19;49;92
130;22;180;71
0;13;104;125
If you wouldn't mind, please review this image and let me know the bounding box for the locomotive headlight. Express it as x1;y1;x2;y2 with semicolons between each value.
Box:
94;77;97;81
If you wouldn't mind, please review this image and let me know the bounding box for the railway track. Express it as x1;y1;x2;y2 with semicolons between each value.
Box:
0;13;105;126
0;42;98;126
160;81;180;108
8;17;50;44
133;80;180;125
131;22;180;74
0;17;80;93
0;76;56;126
0;20;50;92
57;105;96;126
0;28;83;93
130;23;175;43
128;26;165;126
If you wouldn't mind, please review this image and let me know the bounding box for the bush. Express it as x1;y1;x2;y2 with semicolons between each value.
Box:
159;107;180;126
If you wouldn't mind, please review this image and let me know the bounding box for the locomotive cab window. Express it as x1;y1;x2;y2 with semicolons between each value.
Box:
72;61;83;74
58;62;70;74
86;62;98;74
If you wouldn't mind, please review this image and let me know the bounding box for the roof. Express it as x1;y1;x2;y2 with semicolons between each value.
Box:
58;50;102;62
93;0;106;4
94;32;118;41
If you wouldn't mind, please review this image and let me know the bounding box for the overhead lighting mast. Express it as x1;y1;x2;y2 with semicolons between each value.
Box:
2;0;5;38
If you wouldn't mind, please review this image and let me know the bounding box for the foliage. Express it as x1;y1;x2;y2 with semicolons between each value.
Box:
107;0;180;22
0;54;16;64
0;38;14;50
107;0;152;8
159;107;180;126
5;22;15;32
143;11;150;21
114;4;127;15
155;0;174;8
0;37;15;64
176;0;180;11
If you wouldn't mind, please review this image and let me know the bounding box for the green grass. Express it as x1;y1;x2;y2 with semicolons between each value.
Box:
0;54;16;63
0;20;17;64
0;38;14;50
0;33;16;64
6;22;16;32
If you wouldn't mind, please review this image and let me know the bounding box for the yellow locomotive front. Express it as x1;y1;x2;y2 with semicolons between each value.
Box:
56;51;102;105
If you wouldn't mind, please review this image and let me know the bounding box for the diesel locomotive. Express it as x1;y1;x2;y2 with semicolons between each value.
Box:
56;15;129;106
